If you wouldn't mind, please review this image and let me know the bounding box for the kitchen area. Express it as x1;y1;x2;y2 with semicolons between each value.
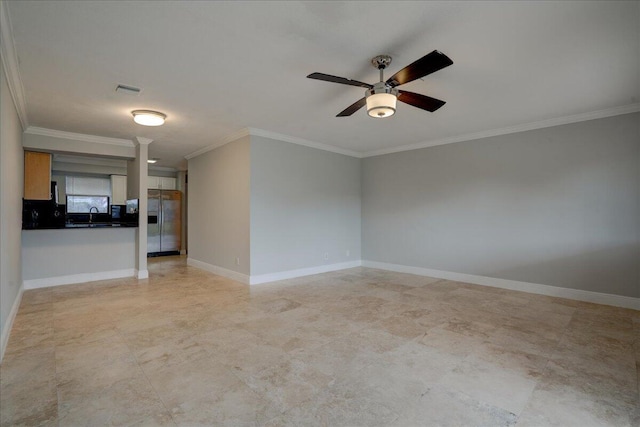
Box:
20;141;187;289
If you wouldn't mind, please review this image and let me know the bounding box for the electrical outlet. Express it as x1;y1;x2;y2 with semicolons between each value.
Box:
324;252;329;260
235;257;240;265
346;250;350;257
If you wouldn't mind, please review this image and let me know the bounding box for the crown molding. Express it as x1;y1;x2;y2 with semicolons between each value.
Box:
185;104;639;162
25;103;640;164
185;127;363;160
0;0;28;129
184;128;251;160
247;127;362;158
134;136;153;146
24;126;134;147
362;103;640;158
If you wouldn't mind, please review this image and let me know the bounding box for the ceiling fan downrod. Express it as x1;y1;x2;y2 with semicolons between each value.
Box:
366;55;398;118
371;55;392;82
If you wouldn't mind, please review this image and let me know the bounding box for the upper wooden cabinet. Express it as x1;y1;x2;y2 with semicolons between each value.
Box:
24;151;52;200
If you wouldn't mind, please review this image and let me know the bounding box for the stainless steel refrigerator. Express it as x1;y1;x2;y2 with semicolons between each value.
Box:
148;189;181;255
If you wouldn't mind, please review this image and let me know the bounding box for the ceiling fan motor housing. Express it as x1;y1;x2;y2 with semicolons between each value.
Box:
366;82;398;118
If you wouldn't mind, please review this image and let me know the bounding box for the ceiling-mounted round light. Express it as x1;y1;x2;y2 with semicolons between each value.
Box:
366;83;398;118
132;110;166;126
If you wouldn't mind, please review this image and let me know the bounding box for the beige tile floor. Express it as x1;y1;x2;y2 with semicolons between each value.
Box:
1;256;638;426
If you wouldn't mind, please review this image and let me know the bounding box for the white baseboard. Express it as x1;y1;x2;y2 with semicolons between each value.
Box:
186;258;363;286
250;261;363;285
362;260;640;310
135;269;149;279
187;258;250;285
1;285;23;362
23;268;136;290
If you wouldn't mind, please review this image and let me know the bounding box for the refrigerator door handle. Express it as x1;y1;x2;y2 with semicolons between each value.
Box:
158;200;163;252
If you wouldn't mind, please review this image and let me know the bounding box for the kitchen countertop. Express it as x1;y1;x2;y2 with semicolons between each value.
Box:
23;223;138;230
65;223;138;228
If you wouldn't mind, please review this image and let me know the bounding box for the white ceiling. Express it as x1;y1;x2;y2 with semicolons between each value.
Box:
5;1;640;169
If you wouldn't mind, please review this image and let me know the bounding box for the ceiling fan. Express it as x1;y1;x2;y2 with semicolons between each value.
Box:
307;50;453;118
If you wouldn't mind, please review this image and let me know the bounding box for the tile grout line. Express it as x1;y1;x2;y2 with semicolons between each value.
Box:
114;326;179;426
512;305;578;424
50;300;62;426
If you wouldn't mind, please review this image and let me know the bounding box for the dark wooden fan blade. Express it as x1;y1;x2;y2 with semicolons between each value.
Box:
307;72;373;89
397;90;446;112
337;97;366;117
386;50;453;87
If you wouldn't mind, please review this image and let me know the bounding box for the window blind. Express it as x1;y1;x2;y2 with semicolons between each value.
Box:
65;176;111;196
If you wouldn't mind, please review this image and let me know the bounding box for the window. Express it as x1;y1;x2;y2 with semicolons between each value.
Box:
66;195;109;213
65;176;112;213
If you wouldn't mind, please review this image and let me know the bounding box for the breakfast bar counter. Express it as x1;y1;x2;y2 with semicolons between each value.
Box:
21;227;137;289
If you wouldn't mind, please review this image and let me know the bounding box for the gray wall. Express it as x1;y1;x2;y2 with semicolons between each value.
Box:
22;132;135;158
52;161;177;180
0;63;24;358
250;136;361;275
362;113;640;298
127;158;141;199
22;228;136;281
187;137;251;275
52;162;127;177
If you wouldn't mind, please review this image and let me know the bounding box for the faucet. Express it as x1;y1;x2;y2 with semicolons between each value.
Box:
89;206;99;223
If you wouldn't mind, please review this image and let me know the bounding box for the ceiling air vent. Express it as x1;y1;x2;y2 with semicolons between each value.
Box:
115;84;141;95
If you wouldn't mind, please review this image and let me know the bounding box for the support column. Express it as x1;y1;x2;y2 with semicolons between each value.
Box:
176;170;188;255
127;137;152;279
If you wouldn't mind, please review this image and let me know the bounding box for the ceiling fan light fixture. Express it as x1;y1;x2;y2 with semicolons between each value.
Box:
132;110;166;126
366;93;397;118
366;83;398;118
